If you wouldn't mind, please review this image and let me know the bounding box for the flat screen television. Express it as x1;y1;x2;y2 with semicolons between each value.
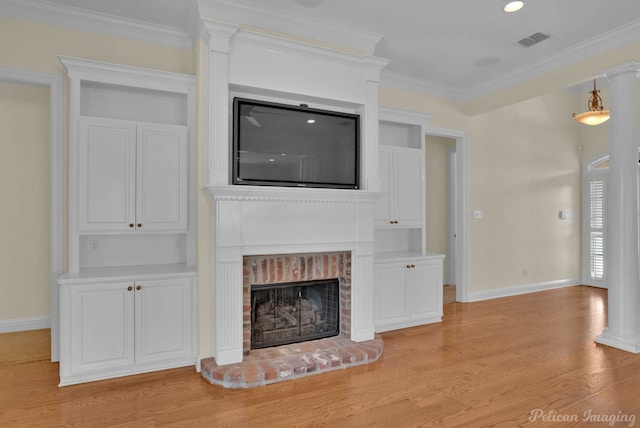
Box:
232;97;360;189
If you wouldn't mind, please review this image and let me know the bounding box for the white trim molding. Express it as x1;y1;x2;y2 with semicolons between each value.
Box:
0;67;63;361
0;317;50;333
466;279;581;303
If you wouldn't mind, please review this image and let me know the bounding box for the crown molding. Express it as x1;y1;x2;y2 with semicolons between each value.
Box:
0;0;194;50
379;106;431;125
231;29;389;72
603;61;640;79
197;0;382;54
58;56;195;93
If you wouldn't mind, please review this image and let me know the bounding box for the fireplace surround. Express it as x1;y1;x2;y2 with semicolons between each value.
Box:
201;191;384;387
206;187;380;366
244;251;351;353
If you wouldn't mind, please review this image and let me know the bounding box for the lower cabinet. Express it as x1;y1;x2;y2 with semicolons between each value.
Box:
374;255;444;332
59;275;197;386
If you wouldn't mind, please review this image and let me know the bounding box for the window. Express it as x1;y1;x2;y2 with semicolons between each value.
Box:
588;176;605;282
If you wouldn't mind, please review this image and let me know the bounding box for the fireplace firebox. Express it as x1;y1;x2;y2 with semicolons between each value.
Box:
251;278;340;349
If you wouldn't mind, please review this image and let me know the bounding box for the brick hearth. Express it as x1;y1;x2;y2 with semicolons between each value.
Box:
201;335;383;388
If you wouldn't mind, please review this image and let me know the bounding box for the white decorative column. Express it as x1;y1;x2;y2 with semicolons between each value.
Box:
595;62;640;353
200;21;238;187
200;21;244;364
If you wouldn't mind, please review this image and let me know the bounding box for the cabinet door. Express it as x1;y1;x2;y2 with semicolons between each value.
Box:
374;263;409;329
135;277;195;364
393;150;423;226
69;282;135;374
409;260;443;320
78;118;136;232
136;124;188;231
374;148;392;225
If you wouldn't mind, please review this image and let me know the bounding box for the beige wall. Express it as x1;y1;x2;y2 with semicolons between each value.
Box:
467;91;582;291
0;17;193;75
382;85;583;293
424;135;455;281
0;82;50;321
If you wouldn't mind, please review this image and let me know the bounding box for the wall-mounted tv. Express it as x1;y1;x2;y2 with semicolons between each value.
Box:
232;97;360;189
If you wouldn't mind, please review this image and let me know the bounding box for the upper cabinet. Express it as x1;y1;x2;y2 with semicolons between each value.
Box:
78;118;188;233
375;146;423;227
375;108;428;258
60;56;196;272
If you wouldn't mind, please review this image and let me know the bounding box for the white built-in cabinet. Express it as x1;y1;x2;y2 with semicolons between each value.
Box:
375;146;424;227
57;56;197;386
78;118;188;233
374;256;444;332
373;108;444;332
59;273;197;386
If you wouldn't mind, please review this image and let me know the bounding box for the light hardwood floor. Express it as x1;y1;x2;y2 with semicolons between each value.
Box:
2;286;640;427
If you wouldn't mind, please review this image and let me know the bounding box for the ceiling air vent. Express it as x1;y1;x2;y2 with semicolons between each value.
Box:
517;32;550;47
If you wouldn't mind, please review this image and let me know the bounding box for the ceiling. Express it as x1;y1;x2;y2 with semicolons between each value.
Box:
8;0;640;100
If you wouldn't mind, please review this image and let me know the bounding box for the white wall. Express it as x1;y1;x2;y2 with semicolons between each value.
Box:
0;81;50;323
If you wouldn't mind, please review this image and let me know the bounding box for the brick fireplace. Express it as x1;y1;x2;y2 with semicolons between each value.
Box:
243;251;352;353
201;188;383;387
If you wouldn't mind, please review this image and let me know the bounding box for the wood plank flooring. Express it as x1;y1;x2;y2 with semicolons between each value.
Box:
2;286;640;427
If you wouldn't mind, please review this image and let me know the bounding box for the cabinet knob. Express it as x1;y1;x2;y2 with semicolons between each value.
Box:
136;285;142;291
127;286;133;291
406;265;411;269
411;264;415;268
390;221;394;225
129;223;134;228
137;223;142;228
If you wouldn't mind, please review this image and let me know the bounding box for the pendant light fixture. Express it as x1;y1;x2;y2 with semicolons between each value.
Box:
572;79;610;125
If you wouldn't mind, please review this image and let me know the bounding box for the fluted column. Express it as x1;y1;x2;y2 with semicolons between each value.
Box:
200;21;238;187
595;62;640;353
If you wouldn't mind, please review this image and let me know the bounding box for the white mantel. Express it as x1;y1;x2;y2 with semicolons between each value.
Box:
207;186;379;365
200;17;388;365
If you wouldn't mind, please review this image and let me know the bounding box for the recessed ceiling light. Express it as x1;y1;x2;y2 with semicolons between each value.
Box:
504;1;524;13
307;119;316;124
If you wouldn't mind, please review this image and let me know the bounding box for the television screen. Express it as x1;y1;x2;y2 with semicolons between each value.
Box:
232;97;359;189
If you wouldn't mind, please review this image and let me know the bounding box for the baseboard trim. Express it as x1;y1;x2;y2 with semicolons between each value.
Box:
467;278;581;302
0;317;50;333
